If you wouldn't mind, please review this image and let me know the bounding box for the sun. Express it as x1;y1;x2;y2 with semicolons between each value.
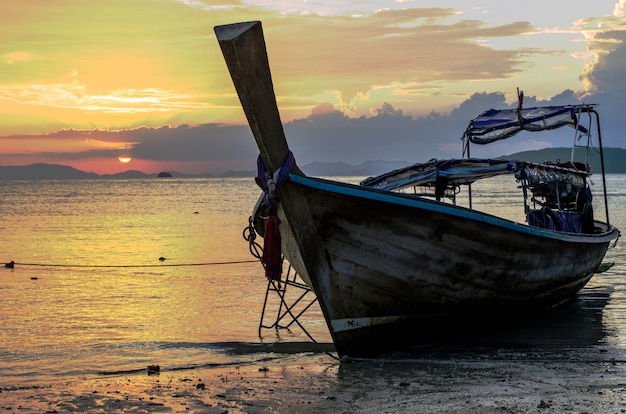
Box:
118;157;132;163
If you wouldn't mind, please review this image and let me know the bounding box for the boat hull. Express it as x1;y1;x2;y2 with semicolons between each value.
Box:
278;175;619;357
213;20;620;358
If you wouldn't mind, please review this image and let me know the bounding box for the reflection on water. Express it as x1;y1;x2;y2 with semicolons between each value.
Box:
0;175;624;386
0;178;310;384
399;285;613;354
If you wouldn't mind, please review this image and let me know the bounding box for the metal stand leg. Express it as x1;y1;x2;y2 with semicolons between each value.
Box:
258;263;318;339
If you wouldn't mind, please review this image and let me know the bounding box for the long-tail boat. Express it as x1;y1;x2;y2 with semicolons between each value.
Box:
214;21;620;358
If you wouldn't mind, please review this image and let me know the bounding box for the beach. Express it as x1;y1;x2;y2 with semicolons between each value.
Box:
2;350;626;413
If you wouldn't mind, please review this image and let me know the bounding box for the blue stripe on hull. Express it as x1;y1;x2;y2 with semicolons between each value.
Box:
289;174;617;243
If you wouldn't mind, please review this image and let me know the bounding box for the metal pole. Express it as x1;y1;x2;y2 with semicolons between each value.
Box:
592;109;610;226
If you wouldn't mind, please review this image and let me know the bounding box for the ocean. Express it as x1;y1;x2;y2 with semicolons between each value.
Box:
0;175;624;388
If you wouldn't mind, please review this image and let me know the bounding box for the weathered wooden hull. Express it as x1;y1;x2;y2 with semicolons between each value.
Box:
214;20;620;358
277;175;619;357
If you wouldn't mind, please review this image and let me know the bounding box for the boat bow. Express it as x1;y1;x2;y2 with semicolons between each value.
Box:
214;21;300;176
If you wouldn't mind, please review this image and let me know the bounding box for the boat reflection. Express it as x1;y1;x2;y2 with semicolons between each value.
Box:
393;285;614;358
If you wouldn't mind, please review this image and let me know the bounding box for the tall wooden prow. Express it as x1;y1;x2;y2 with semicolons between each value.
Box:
214;21;301;176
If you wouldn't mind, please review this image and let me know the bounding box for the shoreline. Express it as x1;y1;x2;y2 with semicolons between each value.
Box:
3;353;626;413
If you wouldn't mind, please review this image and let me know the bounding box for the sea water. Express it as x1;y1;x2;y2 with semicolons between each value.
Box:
0;175;624;386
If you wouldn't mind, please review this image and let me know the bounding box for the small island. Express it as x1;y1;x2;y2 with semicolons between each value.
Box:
157;172;173;178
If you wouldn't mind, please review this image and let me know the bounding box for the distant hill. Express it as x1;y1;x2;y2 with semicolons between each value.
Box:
0;164;182;180
0;148;623;179
302;147;625;176
499;147;626;174
300;147;626;176
0;163;100;180
0;164;219;180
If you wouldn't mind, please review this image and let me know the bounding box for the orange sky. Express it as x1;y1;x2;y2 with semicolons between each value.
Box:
1;1;625;174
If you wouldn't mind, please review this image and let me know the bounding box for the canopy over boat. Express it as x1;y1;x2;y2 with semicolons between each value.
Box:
363;101;600;192
464;104;596;145
361;158;589;192
361;159;512;191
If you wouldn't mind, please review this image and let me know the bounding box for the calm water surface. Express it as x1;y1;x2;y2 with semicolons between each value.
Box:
0;175;624;386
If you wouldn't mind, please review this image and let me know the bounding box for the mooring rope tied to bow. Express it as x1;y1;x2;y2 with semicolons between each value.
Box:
256;151;295;283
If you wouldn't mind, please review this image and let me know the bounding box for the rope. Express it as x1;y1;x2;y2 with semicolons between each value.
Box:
243;216;263;259
256;151;296;282
256;151;295;208
3;259;258;269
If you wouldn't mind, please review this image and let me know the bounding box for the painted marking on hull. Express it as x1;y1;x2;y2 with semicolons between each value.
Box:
331;316;408;333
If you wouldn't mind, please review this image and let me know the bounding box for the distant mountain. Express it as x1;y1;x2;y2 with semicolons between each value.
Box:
0;164;174;180
301;147;626;176
0;163;99;180
100;170;151;179
0;148;623;180
500;147;626;173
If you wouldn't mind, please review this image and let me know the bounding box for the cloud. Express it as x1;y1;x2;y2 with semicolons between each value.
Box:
1;0;625;173
581;30;626;95
262;9;535;104
3;10;626;174
568;4;626;147
1;80;622;173
571;1;626;93
3;51;32;64
1;2;598;135
0;80;210;114
127;124;258;162
281;92;553;165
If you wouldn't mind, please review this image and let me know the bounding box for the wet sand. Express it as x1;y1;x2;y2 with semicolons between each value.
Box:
2;349;626;413
3;283;626;413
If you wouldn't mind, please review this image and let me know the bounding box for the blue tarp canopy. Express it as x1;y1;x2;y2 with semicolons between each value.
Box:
361;158;590;192
464;104;596;144
361;159;515;191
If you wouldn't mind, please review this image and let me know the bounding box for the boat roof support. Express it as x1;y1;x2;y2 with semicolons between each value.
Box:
592;108;611;226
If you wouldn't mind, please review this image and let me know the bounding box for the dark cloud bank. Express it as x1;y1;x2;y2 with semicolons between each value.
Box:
121;87;623;174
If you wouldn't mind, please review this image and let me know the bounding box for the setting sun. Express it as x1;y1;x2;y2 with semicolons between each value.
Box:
118;157;132;163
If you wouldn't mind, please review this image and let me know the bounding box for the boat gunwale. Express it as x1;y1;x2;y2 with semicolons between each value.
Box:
288;173;619;244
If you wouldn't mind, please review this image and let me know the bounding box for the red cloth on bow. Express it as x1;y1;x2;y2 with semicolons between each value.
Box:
262;211;282;282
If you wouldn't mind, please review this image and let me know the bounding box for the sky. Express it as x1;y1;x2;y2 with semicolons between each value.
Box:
1;0;625;174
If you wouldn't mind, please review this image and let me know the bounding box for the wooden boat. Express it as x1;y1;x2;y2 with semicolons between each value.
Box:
214;21;621;357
